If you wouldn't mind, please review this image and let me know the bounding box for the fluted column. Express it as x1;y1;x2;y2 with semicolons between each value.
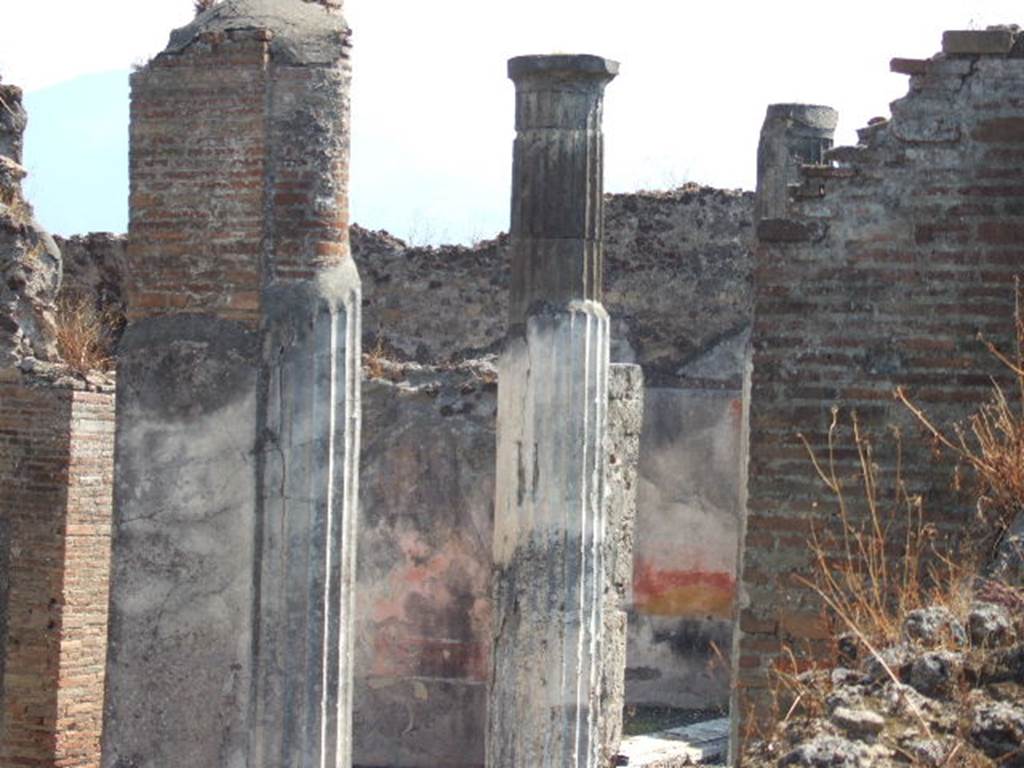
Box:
487;54;618;768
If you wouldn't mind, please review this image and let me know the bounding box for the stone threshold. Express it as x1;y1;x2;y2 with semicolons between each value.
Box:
616;717;730;767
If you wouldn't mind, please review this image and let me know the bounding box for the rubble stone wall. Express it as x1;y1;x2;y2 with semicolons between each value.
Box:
736;28;1024;735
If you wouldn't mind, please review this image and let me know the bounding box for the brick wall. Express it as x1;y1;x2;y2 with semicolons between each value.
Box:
127;30;270;324
128;22;352;324
736;28;1024;733
0;381;115;767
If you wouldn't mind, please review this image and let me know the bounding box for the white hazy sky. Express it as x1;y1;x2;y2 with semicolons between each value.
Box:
1;0;1021;243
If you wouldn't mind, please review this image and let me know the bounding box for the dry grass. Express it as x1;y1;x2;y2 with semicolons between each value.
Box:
798;411;965;652
362;336;388;380
193;0;216;15
896;281;1024;565
54;294;114;375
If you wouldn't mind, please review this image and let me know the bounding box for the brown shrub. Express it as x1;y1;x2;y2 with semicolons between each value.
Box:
54;294;114;374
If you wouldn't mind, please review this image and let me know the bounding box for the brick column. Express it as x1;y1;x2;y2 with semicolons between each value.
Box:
487;53;618;768
0;383;115;768
755;103;837;222
103;2;361;766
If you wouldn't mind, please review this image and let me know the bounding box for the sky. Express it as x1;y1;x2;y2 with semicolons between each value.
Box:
1;0;1022;244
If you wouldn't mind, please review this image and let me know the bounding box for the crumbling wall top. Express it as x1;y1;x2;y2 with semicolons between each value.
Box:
166;0;349;65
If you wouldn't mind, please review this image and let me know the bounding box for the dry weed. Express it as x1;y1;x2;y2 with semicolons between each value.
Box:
362;336;388;380
896;279;1024;569
55;294;114;374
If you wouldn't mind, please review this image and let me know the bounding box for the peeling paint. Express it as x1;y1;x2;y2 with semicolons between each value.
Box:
632;560;735;619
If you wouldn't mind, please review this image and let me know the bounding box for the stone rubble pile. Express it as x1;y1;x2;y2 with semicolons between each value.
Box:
745;596;1024;767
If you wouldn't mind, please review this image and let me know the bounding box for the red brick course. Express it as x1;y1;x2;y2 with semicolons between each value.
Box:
0;382;114;767
127;28;353;325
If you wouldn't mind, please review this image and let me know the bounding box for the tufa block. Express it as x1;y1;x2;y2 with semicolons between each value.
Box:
942;29;1014;56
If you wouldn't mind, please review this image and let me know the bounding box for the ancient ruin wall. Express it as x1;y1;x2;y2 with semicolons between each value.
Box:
343;186;753;766
354;184;753;379
0;80;116;768
54;184;751;766
736;27;1024;731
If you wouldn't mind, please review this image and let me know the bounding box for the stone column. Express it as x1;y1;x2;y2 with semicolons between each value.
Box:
102;2;361;767
755;103;838;221
487;54;618;768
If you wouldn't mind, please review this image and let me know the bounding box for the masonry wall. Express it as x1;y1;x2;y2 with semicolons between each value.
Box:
0;381;114;768
736;29;1024;732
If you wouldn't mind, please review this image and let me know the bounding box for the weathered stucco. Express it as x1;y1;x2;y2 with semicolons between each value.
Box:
106;318;258;768
354;362;495;768
104;1;363;765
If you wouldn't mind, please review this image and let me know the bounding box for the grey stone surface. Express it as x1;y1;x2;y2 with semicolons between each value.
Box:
103;316;260;768
902;606;967;648
755;103;838;222
989;511;1024;588
779;734;883;768
506;53;618;329
618;716;729;767
53;232;127;327
490;306;611;768
0;81;62;370
970;700;1024;762
489;53;620;768
168;0;350;65
352;182;754;385
0;81;27;164
905;651;963;699
969;602;1017;648
251;263;362;768
831;707;885;739
942;29;1016;55
601;364;644;764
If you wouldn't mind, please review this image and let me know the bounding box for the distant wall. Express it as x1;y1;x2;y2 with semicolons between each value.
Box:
54;233;127;319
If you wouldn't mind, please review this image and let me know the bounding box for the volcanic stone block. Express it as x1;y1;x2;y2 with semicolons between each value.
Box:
755;103;837;222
